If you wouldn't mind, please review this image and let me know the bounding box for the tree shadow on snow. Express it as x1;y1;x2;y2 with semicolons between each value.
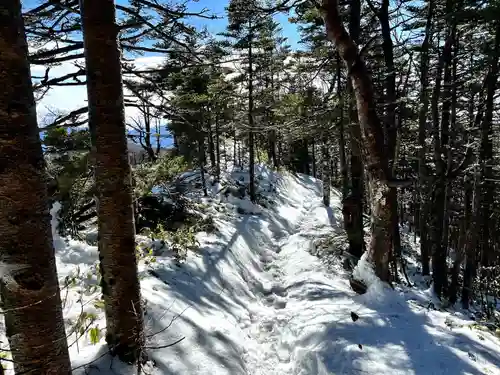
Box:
146;311;247;375
292;284;500;375
142;213;282;374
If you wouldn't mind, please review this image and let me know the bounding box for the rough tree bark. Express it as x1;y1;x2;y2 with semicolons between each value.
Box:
0;1;72;373
80;0;145;363
321;0;394;283
343;0;365;264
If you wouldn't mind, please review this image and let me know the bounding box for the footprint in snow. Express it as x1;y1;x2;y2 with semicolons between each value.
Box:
271;284;287;297
264;293;287;309
260;252;275;264
273;296;287;309
260;319;274;332
265;294;276;304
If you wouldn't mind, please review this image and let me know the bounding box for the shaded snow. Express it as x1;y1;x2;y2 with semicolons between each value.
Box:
2;167;499;375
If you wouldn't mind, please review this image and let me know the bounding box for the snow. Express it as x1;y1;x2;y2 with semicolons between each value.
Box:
2;165;500;375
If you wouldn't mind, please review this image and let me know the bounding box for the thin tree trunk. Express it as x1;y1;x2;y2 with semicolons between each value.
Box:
311;140;317;178
0;2;72;372
269;69;278;168
234;127;237;167
450;175;471;304
199;137;208;197
337;52;348;198
207;113;216;173
463;167;480;308
142;101;156;162
321;0;394;283
417;0;435;276
448;54;460;303
215;111;221;182
80;0;144;362
155;118;161;157
248;23;256;202
322;134;331;206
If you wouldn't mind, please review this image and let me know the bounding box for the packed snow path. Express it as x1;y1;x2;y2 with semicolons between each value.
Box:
44;168;500;375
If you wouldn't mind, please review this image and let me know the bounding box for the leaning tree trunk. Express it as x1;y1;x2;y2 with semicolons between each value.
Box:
0;1;72;373
321;0;394;283
80;0;145;363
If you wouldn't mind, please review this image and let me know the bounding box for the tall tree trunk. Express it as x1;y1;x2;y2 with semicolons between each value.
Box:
479;21;500;269
0;2;72;373
463;167;480;308
321;0;394;283
337;53;348;198
248;23;256;202
377;0;402;279
417;0;435;276
443;32;460;304
80;0;145;362
268;69;278;168
343;0;365;263
428;17;454;297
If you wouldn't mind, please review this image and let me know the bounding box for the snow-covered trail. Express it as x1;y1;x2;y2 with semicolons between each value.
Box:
236;173;500;375
39;167;500;375
241;175;322;375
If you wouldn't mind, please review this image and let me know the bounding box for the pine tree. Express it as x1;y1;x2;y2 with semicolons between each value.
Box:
225;0;266;202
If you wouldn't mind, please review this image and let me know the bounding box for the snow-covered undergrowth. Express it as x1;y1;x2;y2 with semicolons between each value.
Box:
3;164;500;375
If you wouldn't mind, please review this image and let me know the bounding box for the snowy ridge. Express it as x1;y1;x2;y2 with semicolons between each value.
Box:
3;166;498;374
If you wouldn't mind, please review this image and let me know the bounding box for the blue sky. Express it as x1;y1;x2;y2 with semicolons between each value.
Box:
182;0;300;48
